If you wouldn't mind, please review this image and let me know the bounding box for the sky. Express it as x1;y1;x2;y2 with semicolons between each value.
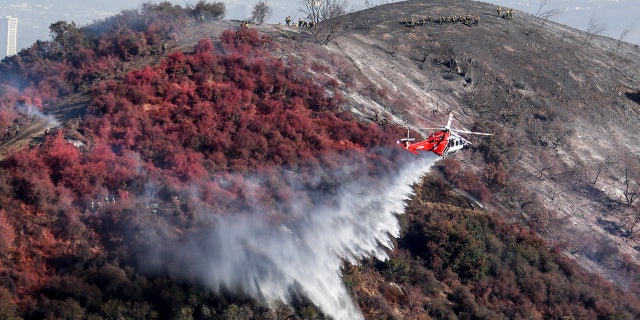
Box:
489;0;640;45
0;0;638;59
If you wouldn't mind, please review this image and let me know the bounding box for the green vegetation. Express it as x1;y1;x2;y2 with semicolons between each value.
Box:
348;173;640;319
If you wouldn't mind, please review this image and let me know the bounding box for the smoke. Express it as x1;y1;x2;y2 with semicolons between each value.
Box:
17;103;61;128
140;150;438;319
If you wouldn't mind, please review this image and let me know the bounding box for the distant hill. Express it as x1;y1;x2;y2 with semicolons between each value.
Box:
1;0;640;319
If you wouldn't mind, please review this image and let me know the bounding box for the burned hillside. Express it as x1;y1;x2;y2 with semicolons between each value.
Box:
256;0;640;294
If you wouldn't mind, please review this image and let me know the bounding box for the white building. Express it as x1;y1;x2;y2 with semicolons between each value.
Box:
6;16;18;57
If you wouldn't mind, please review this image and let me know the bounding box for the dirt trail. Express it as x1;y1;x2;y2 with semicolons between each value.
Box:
0;120;49;159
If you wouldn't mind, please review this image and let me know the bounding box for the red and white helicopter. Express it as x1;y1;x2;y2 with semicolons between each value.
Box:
398;113;493;156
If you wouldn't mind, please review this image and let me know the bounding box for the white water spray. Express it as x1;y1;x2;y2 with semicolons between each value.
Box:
143;151;438;319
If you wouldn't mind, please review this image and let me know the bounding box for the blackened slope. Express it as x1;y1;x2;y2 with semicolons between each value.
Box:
252;0;640;303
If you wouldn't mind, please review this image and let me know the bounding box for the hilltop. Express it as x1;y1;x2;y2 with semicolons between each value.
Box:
0;0;640;319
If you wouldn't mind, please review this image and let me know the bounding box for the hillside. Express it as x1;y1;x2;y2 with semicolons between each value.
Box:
0;0;640;319
253;0;640;294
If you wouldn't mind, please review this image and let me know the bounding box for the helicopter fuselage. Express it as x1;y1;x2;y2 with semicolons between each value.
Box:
397;113;491;157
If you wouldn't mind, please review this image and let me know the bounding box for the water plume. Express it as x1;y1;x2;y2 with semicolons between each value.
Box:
141;150;438;319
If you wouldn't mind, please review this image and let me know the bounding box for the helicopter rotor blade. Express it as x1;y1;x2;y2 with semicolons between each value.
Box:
451;128;494;136
414;111;494;137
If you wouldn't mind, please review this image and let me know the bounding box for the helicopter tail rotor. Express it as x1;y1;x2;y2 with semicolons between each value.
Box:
399;129;415;143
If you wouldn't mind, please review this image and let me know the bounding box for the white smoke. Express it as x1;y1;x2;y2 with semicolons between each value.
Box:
17;103;61;128
142;150;438;319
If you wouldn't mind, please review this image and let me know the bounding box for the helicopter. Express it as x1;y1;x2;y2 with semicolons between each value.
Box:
398;113;493;156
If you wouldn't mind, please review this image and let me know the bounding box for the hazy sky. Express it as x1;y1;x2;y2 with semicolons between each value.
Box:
1;0;638;59
490;0;640;45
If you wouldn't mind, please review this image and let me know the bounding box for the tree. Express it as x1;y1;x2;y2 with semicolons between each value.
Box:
250;1;272;25
49;21;85;57
623;204;640;239
525;0;562;35
584;16;606;46
621;158;640;207
310;16;347;45
300;0;322;25
298;0;352;45
192;1;225;20
299;0;350;24
616;24;634;52
318;0;349;22
593;156;615;186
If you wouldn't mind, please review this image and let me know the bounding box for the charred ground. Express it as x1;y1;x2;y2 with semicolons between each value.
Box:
0;0;640;319
257;0;640;297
